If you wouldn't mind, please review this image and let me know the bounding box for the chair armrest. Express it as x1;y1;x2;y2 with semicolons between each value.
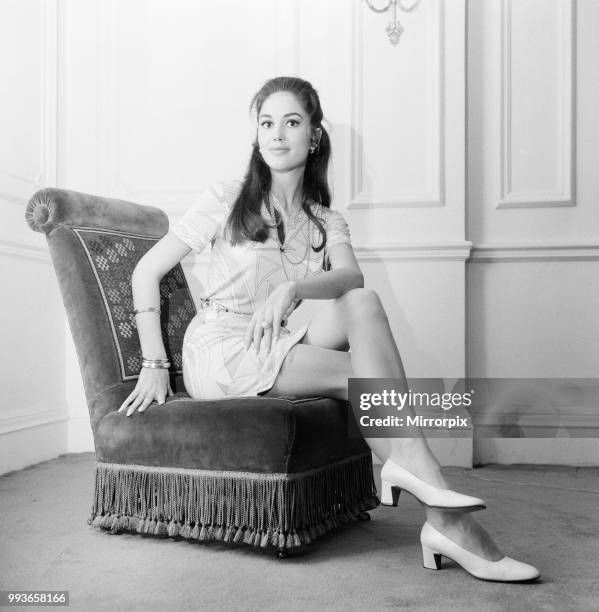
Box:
23;187;190;431
25;187;168;237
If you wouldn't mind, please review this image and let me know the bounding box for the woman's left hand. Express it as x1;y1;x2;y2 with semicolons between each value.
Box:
244;281;298;355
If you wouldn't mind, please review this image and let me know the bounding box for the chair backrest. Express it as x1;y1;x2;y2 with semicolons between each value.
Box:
26;188;196;430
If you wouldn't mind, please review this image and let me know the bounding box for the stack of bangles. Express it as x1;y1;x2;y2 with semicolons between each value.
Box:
141;358;171;369
134;307;171;369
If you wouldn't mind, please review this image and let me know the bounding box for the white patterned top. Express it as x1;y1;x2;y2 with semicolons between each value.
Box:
170;179;352;316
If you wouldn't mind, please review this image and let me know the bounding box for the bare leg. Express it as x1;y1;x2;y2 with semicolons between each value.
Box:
271;288;456;485
342;293;504;558
325;289;450;489
267;289;504;559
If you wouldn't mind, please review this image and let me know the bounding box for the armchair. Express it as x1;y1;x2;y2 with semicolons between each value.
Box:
25;188;379;556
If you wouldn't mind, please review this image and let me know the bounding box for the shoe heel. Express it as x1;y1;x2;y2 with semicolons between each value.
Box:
422;545;442;570
380;479;401;506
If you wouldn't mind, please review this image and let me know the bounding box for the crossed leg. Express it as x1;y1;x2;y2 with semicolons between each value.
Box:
266;288;443;481
263;288;503;561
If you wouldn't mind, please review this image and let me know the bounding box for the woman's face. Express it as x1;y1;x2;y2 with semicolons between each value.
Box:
257;91;316;173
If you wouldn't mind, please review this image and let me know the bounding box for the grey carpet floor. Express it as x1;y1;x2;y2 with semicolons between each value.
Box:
1;453;598;612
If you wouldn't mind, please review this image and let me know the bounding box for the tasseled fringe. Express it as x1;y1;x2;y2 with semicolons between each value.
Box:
87;453;379;551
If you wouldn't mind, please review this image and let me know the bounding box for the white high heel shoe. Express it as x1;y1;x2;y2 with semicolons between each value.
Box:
380;459;486;511
420;521;540;582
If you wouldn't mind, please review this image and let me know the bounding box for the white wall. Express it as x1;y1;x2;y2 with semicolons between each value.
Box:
54;0;472;469
1;0;596;474
467;0;599;464
0;0;70;473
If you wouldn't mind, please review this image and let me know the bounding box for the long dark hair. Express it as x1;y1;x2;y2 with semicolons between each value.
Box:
224;76;331;253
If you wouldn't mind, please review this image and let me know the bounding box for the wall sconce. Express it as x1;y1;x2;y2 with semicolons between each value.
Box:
363;0;420;46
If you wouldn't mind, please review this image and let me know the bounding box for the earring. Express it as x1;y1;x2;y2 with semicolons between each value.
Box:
309;142;318;154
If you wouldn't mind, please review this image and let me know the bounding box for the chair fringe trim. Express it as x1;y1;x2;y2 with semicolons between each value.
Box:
88;453;379;550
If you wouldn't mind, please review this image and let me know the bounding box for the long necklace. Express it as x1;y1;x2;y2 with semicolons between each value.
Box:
265;195;311;280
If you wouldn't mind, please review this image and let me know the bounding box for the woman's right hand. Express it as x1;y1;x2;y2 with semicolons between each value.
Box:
118;367;174;417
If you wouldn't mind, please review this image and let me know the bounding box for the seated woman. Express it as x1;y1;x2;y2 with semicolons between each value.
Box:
119;76;540;583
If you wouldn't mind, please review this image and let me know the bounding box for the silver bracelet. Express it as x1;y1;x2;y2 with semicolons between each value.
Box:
142;356;170;367
134;307;161;316
142;361;171;369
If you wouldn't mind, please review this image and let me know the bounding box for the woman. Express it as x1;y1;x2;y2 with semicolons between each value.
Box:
118;76;539;583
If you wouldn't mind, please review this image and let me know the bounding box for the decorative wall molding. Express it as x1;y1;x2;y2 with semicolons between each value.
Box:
0;238;51;262
180;241;473;266
469;241;599;262
498;0;576;209
0;0;58;206
182;240;599;266
354;241;471;261
348;0;445;209
0;407;69;435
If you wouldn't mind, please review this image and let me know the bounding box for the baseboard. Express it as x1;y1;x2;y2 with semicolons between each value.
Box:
474;439;599;466
0;407;69;435
0;421;67;475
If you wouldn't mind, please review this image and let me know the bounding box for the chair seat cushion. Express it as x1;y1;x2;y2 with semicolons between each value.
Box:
95;394;369;473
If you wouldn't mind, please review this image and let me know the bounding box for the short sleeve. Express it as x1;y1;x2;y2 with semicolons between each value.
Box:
170;181;240;252
325;209;352;254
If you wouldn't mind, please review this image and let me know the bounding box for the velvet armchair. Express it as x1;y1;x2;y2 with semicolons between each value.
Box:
25;187;379;557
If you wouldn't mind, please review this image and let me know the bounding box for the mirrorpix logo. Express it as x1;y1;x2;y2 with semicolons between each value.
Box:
347;378;473;438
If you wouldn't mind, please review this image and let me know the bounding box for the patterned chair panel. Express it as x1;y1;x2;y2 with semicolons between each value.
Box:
73;228;196;380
